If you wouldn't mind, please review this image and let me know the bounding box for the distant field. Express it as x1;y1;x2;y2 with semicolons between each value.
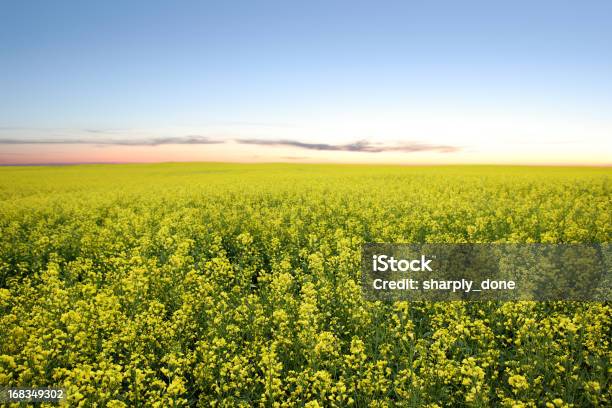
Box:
0;163;610;407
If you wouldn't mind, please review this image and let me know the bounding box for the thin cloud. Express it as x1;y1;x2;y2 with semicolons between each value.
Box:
236;139;461;153
0;135;223;146
0;134;461;153
84;128;122;134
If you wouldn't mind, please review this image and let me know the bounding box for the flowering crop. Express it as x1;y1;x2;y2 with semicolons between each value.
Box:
0;163;610;407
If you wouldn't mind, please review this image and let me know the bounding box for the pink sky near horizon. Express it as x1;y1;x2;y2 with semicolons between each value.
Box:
1;142;610;166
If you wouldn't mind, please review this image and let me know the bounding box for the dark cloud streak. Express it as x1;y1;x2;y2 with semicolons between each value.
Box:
236;139;460;153
0;135;223;146
0;135;461;153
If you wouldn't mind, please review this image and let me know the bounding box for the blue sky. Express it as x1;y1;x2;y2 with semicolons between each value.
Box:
1;0;611;164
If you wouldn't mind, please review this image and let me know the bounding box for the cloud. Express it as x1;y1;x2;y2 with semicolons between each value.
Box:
0;134;461;153
0;135;223;146
236;139;461;153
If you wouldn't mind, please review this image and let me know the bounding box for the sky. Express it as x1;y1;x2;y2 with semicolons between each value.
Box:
1;0;611;165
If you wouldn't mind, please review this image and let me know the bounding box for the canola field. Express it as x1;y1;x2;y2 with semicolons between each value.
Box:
0;163;610;407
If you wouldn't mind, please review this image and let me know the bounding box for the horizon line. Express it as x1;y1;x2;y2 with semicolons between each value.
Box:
1;160;610;168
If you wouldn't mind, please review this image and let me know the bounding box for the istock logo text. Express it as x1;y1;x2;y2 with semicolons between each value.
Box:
372;255;433;272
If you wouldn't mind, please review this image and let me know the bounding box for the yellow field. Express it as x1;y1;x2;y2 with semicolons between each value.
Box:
0;163;610;407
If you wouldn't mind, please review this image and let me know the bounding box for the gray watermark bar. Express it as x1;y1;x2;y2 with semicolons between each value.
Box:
362;243;610;301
